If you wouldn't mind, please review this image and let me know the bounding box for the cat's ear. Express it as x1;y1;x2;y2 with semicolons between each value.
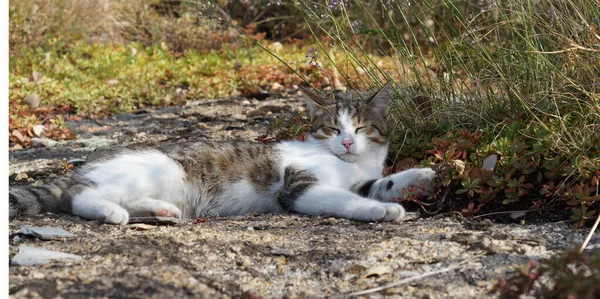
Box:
300;85;330;115
367;81;394;113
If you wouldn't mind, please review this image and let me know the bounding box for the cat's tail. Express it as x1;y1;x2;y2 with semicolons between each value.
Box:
9;176;87;219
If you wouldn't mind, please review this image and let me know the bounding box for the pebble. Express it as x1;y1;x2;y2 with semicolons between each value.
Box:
11;245;83;266
72;136;116;148
271;82;284;92
24;93;40;108
20;226;77;241
31;137;58;148
32;125;45;137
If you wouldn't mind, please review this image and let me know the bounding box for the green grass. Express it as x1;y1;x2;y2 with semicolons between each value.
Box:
279;0;600;225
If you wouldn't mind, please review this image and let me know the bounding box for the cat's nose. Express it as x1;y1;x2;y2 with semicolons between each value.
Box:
342;140;353;150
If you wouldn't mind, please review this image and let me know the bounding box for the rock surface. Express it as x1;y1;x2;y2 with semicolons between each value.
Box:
20;226;77;241
11;245;83;266
8;93;598;298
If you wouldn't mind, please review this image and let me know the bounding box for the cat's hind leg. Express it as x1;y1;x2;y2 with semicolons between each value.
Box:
122;197;182;219
72;188;129;225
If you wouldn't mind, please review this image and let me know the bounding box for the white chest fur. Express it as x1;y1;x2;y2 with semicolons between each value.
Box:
277;140;385;190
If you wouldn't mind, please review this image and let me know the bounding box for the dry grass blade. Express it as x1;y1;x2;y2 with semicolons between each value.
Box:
342;252;484;297
580;212;600;253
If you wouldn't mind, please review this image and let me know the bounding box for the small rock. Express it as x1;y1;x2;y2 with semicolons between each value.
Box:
20;226;77;241
11;245;83;266
271;249;294;257
269;42;283;52
174;88;183;97
14;173;29;181
247;226;254;231
128;216;179;225
185;100;200;107
24;93;40;108
31;137;58;148
31;272;45;279
107;79;119;85
12;236;21;243
271;82;284;92
73;136;116;148
32;125;45;137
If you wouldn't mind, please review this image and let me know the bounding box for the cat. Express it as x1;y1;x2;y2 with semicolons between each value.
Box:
9;82;436;225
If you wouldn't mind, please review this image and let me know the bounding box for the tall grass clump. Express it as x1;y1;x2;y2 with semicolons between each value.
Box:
287;0;599;223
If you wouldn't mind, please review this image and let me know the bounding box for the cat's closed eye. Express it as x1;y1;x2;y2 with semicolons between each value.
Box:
355;126;375;135
323;127;341;135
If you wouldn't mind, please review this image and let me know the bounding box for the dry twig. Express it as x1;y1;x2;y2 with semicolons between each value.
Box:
579;212;600;253
342;253;484;297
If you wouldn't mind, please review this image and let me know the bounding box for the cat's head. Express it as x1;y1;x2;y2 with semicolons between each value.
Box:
301;82;393;163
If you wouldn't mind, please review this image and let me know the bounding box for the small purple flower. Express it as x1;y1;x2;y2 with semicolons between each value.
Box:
305;48;324;72
306;48;319;59
350;20;363;33
327;0;348;11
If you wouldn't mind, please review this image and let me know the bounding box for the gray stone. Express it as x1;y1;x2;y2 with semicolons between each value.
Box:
31;138;58;148
20;226;77;241
11;245;83;266
74;136;117;148
24;93;40;109
128;216;179;225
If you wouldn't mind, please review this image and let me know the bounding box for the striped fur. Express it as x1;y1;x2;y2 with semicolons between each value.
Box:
278;166;318;211
9;176;90;219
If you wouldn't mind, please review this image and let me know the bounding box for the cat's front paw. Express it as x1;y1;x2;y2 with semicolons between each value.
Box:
364;203;406;222
99;205;130;225
382;168;437;200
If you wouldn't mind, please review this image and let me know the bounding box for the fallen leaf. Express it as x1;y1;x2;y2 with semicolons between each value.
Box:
33;125;45;137
12;130;26;143
395;158;418;171
464;167;494;183
482;154;498;171
510;211;527;219
364;265;393;278
193;218;209;224
129;223;155;231
9;144;23;151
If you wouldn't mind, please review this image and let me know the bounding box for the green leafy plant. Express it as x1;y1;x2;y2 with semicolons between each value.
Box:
494;248;600;298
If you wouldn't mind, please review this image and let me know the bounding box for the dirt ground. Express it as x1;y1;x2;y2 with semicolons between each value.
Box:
8;93;595;298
